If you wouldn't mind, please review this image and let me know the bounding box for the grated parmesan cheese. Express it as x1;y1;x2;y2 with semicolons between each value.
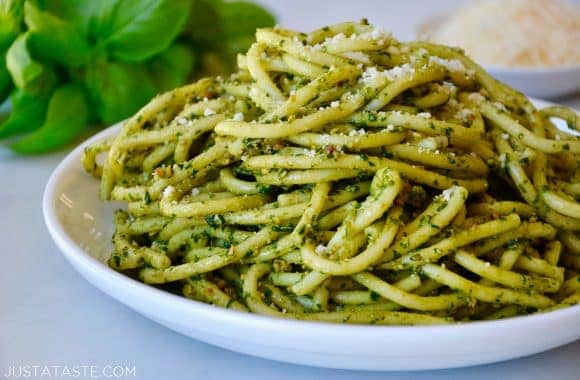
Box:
315;245;327;254
499;153;508;167
204;108;216;116
233;112;244;122
468;92;485;103
370;27;385;40
339;51;370;63
442;81;456;90
327;32;347;44
361;64;416;85
386;63;415;80
349;128;367;136
441;188;454;201
163;186;175;198
249;87;259;97
455;108;474;123
428;56;465;72
361;67;382;85
422;0;580;68
494;102;508;112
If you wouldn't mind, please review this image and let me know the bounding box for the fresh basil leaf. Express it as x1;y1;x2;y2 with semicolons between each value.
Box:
189;0;275;54
199;51;231;77
84;59;157;124
6;33;42;89
188;0;223;48
23;1;92;67
0;0;23;52
11;82;88;153
214;1;275;44
223;34;258;56
35;0;116;40
148;44;196;92
0;55;13;103
0;88;51;139
101;0;192;62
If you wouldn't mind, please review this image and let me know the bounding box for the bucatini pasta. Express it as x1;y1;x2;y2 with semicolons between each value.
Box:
83;21;580;325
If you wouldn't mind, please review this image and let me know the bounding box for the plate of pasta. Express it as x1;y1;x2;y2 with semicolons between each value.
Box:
43;21;580;371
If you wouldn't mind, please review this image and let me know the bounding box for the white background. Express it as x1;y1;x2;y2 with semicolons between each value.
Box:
1;1;579;379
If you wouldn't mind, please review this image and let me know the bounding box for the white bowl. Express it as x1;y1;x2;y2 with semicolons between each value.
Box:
43;100;580;371
416;17;580;99
487;65;580;99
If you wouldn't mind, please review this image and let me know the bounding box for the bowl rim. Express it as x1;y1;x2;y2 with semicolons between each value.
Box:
484;63;580;74
42;99;580;339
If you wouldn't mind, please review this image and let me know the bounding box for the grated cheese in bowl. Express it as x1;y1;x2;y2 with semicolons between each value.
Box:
420;0;580;68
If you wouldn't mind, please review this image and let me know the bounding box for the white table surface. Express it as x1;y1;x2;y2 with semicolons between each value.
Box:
1;1;579;379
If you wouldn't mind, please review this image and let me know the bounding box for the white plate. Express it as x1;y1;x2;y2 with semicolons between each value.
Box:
43;99;580;371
